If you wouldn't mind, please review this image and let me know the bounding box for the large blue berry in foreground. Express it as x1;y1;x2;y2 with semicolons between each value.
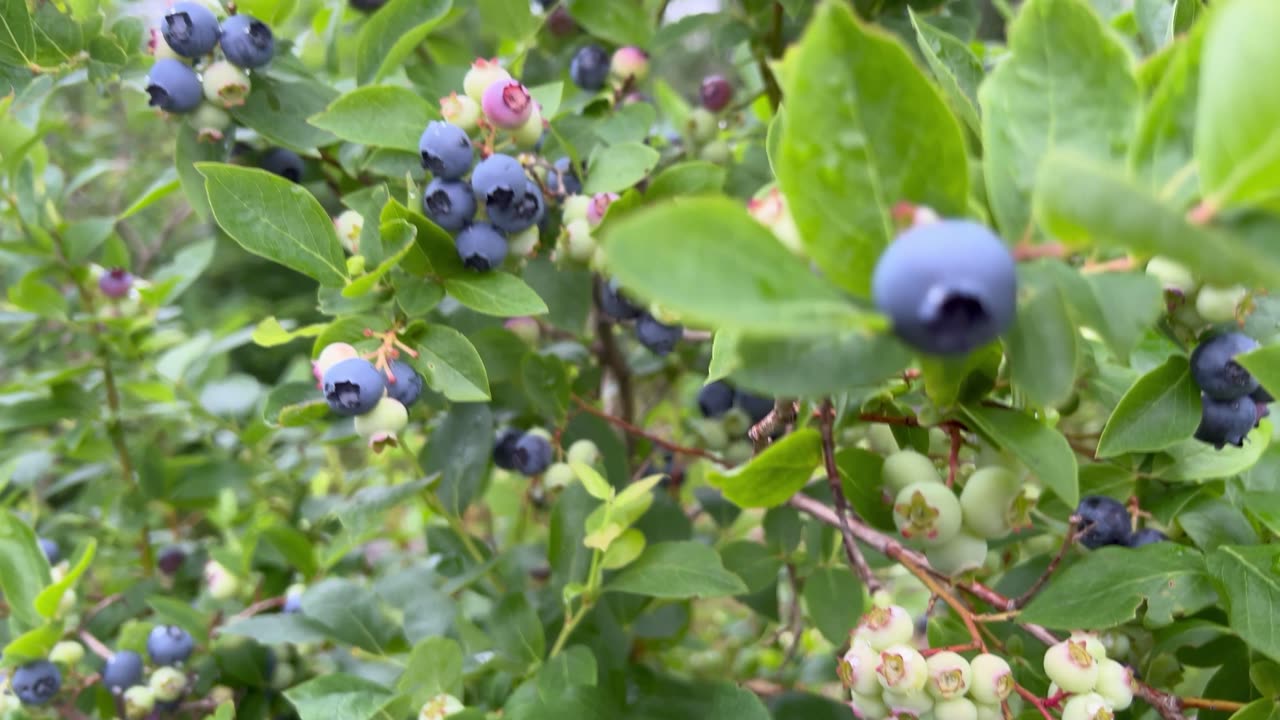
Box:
219;14;275;69
697;381;736;418
1074;496;1130;549
570;44;610;90
12;660;61;705
871;220;1017;356
148;625;195;666
597;278;641;321
37;537;59;565
102;651;144;692
384;360;423;407
493;428;522;470
1252;385;1275;403
455;223;508;271
489;180;545;233
512;433;553;475
419;121;474;180
261;148;304;183
471;153;528;210
145;59;203;113
1128;528;1168;547
1196;395;1257;449
635;314;682;356
322;358;386;416
1190;332;1260;400
423;178;477;231
160;2;220;58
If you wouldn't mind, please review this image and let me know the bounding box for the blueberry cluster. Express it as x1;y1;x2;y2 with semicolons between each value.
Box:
597;278;685;356
552;187;616;266
1187;332;1269;449
880;450;1034;576
1146;255;1251;325
493;427;555;476
1041;634;1136;720
1074;495;1167;549
569;44;650;93
684;74;735;163
144;2;276;142
839;603;1020;720
689;380;776;459
314;342;422;451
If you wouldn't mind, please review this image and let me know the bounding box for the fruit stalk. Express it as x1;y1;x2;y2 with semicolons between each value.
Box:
818;398;882;593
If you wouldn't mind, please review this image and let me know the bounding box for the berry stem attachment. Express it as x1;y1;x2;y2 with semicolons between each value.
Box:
946;424;963;487
818;398;882;594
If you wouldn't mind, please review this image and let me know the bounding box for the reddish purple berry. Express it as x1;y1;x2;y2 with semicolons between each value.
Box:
700;75;734;112
99;268;133;299
481;80;533;130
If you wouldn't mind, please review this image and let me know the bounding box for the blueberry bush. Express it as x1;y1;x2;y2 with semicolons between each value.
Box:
2;0;1280;718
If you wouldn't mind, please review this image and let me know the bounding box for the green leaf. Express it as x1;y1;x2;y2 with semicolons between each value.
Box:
34;540;93;621
262;524;319;579
1236;345;1280;401
776;2;968;296
1129;23;1202;205
1020;544;1219;628
1229;700;1280;720
1083;272;1165;364
147;595;209;644
407;325;490;402
961;404;1079;507
1;624;62;668
564;0;652;47
8;271;66;319
719;541;783;594
707;429;822;508
730;331;913;398
583;142;660;194
521;353;570;423
803;567;864;645
594;102;657;145
606;541;749;599
230;74;338;152
476;0;538;39
219;614;333;645
1097;356;1201;457
285;674;400;720
1155;420;1273;482
300;578;402;654
252;317;327;348
198;163;348;287
343;220;417;297
309;86;437;153
381;197;465;277
423;403;493;516
0;510;52;631
1003;279;1078;409
979;0;1139;239
263;382;328;427
444;272;549;317
0;0;36;65
1195;0;1280;212
1207;545;1280;661
491;592;546;667
836;447;895;531
1034;152;1280;287
604;197;877;336
396;636;463;706
354;0;453;84
706;683;772;720
909;10;982;135
644;161;727;200
918;344;1002;409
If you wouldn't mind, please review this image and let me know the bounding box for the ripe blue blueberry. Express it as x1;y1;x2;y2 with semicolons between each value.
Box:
597;278;641;320
1074;496;1130;549
1127;528;1168;547
1189;332;1260;400
102;650;144;692
512;433;554;475
261;148;304;183
419;121;474;180
384;360;423;407
871;220;1017;356
635;313;682;356
219;14;275;69
37;537;59;565
471;153;528;210
736;392;775;425
99;268;134;299
570;44;610;91
1195;395;1258;449
697;380;736;418
322;358;386;416
547;157;582;195
145;58;203;113
423;178;477;232
489;180;545;233
160;2;220;58
455;223;508;272
147;625;195;666
12;660;61;706
282;592;303;614
493;428;522;470
157;546;186;575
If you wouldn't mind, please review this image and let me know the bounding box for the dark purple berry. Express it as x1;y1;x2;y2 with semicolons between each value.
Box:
597;278;641;321
157;546;186;575
493;428;522;470
261;148;304;183
99;268;133;299
570;44;610;91
1196;395;1258;449
697;381;736;418
1190;332;1260;400
1074;495;1130;549
699;74;734;112
635;313;682;356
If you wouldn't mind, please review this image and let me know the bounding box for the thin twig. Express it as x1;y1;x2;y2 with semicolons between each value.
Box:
1010;519;1077;610
818;399;881;593
78;630;113;660
571;395;727;464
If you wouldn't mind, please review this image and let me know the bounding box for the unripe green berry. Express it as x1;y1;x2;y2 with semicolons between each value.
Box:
562;194;590;224
202;60;250;108
419;692;466;719
959;467;1020;539
925;651;972;700
692;419;730;450
1146;256;1196;295
204;560;240;600
926;532;988;577
509;225;540;257
1062;693;1114;720
974;702;1003;720
210;685;234;704
512;105;544;149
699;139;732;164
353;397;409;441
687;107;718;143
850;690;891;720
1070;631;1108;662
149;666;187;702
853;604;914;651
721;408;751;437
440;92;481;133
893;481;963;547
867;423;900;455
189;102;231;142
968;653;1013;704
877;644;929;692
881;687;934;718
49;641;84;667
1044;639;1100;694
543;462;575;491
462;59;511;103
123;685;155;719
271;662;295;690
1095;659;1134;711
882;451;943;493
1196;284;1247;323
838;639;882;696
935;697;979;720
564;218;596;262
335;210;363;255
